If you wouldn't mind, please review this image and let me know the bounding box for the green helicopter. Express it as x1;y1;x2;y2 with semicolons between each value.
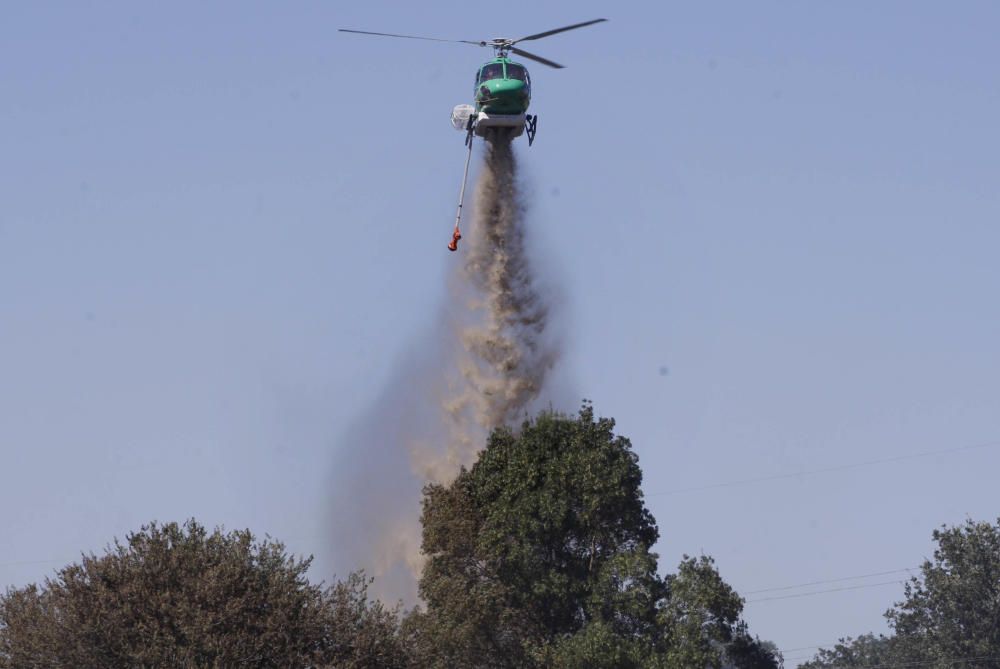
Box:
339;19;607;252
339;19;606;146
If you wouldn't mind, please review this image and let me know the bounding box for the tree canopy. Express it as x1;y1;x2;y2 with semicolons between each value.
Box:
405;404;779;668
798;633;896;669
802;518;1000;668
0;520;406;669
1;406;791;668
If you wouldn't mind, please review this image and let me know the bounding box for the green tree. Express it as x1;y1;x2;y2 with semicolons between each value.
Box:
406;405;779;669
798;633;896;669
0;520;407;669
888;518;1000;666
803;518;1000;668
658;555;775;669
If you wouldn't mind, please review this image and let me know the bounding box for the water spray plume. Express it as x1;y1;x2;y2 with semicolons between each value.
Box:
443;131;555;454
329;129;560;604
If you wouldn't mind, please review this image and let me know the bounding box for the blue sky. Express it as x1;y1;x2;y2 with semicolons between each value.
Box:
2;2;999;664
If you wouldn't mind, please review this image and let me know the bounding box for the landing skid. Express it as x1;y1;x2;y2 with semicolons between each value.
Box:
465;114;537;147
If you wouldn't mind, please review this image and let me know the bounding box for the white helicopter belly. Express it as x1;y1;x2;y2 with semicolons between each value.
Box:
473;111;526;138
451;105;525;138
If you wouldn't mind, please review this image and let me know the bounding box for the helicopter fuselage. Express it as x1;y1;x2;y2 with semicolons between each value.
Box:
474;57;531;115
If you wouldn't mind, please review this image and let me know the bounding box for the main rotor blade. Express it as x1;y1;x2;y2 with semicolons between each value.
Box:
338;28;482;46
510;47;564;69
512;18;607;44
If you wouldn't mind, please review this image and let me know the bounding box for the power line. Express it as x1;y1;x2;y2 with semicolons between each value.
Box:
647;439;1000;496
794;655;1000;669
746;579;905;603
782;655;825;665
0;558;75;568
745;567;921;595
779;639;889;654
780;643;832;653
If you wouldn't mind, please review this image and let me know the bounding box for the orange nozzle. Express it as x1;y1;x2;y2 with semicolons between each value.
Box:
447;227;462;252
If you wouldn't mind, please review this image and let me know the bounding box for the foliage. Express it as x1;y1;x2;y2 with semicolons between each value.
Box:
0;405;792;668
798;633;896;668
658;555;767;669
540;618;655;669
324;573;410;669
0;520;406;669
406;404;780;668
803;518;1000;667
887;518;1000;666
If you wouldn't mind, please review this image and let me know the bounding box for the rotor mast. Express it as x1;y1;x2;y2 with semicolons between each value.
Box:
488;39;514;59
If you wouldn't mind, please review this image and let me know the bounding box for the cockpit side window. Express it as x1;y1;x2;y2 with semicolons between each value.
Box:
480;63;504;81
505;64;527;81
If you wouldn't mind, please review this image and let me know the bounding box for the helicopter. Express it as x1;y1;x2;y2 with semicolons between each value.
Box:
339;19;608;251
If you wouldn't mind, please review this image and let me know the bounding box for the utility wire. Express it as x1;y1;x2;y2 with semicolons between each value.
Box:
778;639;890;653
745;567;921;594
796;655;1000;669
647;439;1000;496
746;579;905;603
780;643;834;653
0;558;75;568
